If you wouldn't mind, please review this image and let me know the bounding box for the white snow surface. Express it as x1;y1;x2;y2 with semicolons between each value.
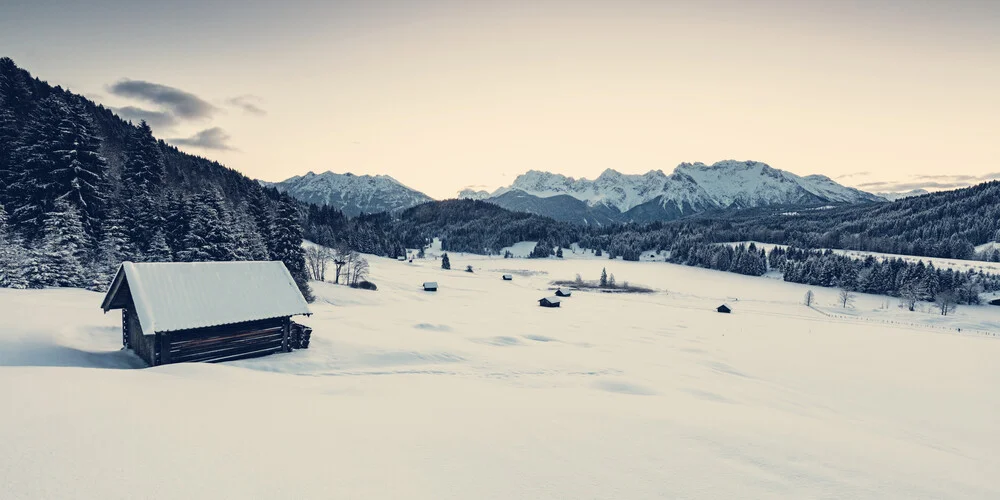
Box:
104;261;310;334
2;255;1000;499
490;161;884;212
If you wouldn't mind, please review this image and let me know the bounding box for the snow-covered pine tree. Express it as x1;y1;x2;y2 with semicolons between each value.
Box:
6;95;62;239
100;205;139;262
441;253;451;270
50;100;108;237
0;99;20;192
121;121;165;189
232;203;268;261
0;203;29;288
176;190;237;262
90;228;123;292
145;230;173;262
269;199;313;302
600;267;608;287
37;199;89;288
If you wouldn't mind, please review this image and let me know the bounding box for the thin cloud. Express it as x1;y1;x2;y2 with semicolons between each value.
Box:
856;172;1000;193
168;127;235;151
108;79;217;120
112;106;177;128
835;171;871;179
227;95;266;115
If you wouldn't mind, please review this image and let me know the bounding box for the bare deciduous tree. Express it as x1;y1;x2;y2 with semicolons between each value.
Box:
349;256;369;286
804;290;814;306
304;245;333;282
838;287;855;308
934;291;958;316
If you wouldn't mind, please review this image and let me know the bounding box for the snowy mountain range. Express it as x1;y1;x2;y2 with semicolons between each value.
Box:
875;189;929;201
465;161;885;224
262;171;433;216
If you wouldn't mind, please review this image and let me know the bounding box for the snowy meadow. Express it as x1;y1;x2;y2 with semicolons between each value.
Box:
2;253;999;499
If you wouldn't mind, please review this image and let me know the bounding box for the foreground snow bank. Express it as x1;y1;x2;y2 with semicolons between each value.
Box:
1;256;999;499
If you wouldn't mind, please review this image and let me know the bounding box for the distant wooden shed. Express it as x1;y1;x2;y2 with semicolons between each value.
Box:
100;261;311;366
717;304;731;314
538;297;561;308
502;274;513;281
554;288;572;297
423;282;438;292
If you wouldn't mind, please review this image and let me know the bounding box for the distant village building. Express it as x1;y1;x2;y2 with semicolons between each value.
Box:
100;261;311;366
397;256;407;261
554;288;572;297
423;282;438;292
538;297;561;308
717;304;732;314
502;274;513;281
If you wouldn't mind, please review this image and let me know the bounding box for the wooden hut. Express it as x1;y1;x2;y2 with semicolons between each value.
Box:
502;274;513;281
538;297;561;308
716;304;731;314
423;282;438;292
554;288;572;297
100;261;311;366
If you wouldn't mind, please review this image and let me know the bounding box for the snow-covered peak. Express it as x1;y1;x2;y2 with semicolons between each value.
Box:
876;189;929;201
458;188;491;200
487;161;883;214
265;171;433;216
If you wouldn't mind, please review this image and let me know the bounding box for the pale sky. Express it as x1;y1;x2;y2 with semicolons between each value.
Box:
2;0;998;199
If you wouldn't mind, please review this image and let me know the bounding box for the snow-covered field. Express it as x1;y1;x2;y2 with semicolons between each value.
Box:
2;255;999;499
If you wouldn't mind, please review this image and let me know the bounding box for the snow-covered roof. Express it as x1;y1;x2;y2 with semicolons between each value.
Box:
100;261;311;335
541;296;561;304
423;282;438;288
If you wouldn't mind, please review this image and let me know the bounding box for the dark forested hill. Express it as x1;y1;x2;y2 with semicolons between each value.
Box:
672;181;1000;260
0;57;312;298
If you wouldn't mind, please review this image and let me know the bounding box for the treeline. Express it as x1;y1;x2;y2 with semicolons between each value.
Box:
775;247;995;305
0;57;312;299
668;241;768;276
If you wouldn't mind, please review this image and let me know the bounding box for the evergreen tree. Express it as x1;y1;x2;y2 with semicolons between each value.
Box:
50;100;108;237
176;190;237;262
441;253;451;270
269;200;313;302
146;230;173;262
600;267;608;287
37;199;89;287
6;95;62;238
0;203;29;288
556;246;563;258
121;121;164;189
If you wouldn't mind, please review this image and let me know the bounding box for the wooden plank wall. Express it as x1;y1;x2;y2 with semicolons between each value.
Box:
165;318;287;364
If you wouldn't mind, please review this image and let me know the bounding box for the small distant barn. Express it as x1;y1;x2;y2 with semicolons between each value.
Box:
538;297;561;308
990;298;1000;306
554;288;572;297
717;304;731;314
502;274;513;281
397;256;407;262
423;282;438;292
100;261;311;366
